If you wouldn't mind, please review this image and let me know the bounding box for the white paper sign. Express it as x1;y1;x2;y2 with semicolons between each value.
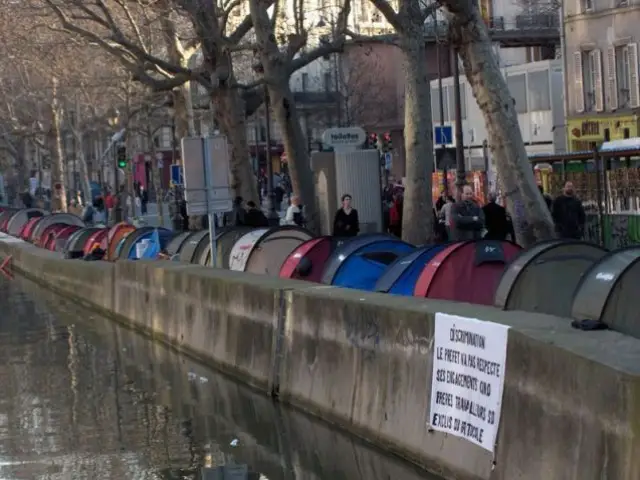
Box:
429;312;509;453
228;228;268;271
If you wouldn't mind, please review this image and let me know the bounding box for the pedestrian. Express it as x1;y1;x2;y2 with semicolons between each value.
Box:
140;186;149;215
438;195;455;241
333;193;359;237
224;196;246;226
482;192;509;240
450;185;485;241
283;195;305;227
244;200;269;227
551;181;586;239
388;191;403;238
539;185;553;210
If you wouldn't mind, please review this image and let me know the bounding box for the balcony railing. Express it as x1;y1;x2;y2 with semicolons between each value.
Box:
423;12;560;46
291;90;339;105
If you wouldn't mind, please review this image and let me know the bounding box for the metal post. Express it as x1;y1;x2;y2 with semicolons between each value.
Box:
452;47;466;192
208;213;217;267
113;144;122;223
436;33;447;192
264;85;279;225
593;145;605;246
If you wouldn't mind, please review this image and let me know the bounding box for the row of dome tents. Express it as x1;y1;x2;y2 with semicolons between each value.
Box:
3;205;639;339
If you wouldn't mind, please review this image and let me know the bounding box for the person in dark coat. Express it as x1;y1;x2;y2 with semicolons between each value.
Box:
552;181;586;239
450;185;485;241
333;194;359;237
539;185;553;210
244;200;269;227
482;192;509;240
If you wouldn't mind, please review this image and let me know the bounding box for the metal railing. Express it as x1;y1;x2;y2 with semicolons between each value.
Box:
584;213;640;249
424;12;560;35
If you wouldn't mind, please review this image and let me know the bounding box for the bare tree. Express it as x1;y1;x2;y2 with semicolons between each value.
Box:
352;0;437;245
442;0;554;246
248;0;355;231
339;45;398;128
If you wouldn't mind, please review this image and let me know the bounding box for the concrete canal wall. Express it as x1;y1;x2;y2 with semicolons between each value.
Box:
1;239;640;480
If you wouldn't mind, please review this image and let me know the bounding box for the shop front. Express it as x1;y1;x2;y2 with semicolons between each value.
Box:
567;115;639;152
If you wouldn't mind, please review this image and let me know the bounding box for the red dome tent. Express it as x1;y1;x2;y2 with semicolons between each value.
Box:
414;240;522;305
19;217;44;241
84;228;109;256
47;225;82;252
279;236;349;282
38;224;70;249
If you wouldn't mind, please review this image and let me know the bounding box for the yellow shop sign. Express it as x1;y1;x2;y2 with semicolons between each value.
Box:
567;116;639;151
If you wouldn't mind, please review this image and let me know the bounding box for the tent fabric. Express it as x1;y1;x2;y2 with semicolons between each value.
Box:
165;231;195;256
50;225;82;252
229;226;314;275
64;227;102;257
84;229;109;256
19;217;44;241
31;213;84;245
414;240;522;305
212;227;254;268
494;240;607;317
37;223;70;248
6;209;47;237
327;240;415;291
320;234;404;284
106;224;136;260
279;236;349;282
571;247;640;339
122;228;173;260
43;225;74;251
375;244;449;295
138;229;162;259
0;209;18;233
179;230;209;263
117;227;155;260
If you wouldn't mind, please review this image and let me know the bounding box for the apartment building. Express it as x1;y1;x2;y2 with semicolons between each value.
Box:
429;59;566;176
564;0;640;151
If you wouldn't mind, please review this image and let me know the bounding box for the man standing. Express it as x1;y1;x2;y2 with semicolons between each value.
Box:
450;185;485;241
552;181;586;239
482;192;509;240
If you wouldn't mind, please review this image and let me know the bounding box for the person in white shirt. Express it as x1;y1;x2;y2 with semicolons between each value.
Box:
283;195;304;226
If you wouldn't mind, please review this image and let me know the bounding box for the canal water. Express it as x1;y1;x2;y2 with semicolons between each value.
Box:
0;276;442;480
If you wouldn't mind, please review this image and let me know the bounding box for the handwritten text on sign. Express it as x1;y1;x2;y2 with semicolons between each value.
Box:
429;313;509;453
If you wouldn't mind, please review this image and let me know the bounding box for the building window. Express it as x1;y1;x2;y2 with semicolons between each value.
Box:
573;50;604;113
302;73;309;91
528;70;551;111
359;0;369;22
581;0;593;12
324;72;332;91
507;74;528;114
610;43;640;109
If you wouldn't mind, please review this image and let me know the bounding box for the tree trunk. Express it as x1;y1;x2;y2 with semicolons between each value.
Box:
268;80;318;232
148;127;164;226
445;2;554;246
50;105;68;213
74;132;92;202
173;86;195;138
248;0;318;231
213;88;258;203
397;24;435;244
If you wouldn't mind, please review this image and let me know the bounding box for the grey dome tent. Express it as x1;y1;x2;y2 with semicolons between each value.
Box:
63;227;102;259
572;247;640;339
165;231;197;257
6;209;47;237
31;212;85;245
494;239;607;317
179;229;209;264
228;226;313;275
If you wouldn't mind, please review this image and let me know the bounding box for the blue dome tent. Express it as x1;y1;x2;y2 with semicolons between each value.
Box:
374;244;449;296
321;234;415;291
118;227;173;259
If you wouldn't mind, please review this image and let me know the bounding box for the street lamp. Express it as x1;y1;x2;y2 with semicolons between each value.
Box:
107;109;123;223
252;54;281;226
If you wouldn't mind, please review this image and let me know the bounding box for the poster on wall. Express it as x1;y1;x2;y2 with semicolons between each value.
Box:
428;312;510;453
228;228;268;271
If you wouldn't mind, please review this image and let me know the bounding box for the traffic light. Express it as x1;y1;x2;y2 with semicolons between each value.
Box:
116;146;127;168
382;132;392;152
368;133;379;150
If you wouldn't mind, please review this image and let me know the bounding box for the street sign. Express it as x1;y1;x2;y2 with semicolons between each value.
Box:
182;135;233;268
170;164;183;186
181;136;233;216
434;125;453;145
384;152;392;170
322;127;366;150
